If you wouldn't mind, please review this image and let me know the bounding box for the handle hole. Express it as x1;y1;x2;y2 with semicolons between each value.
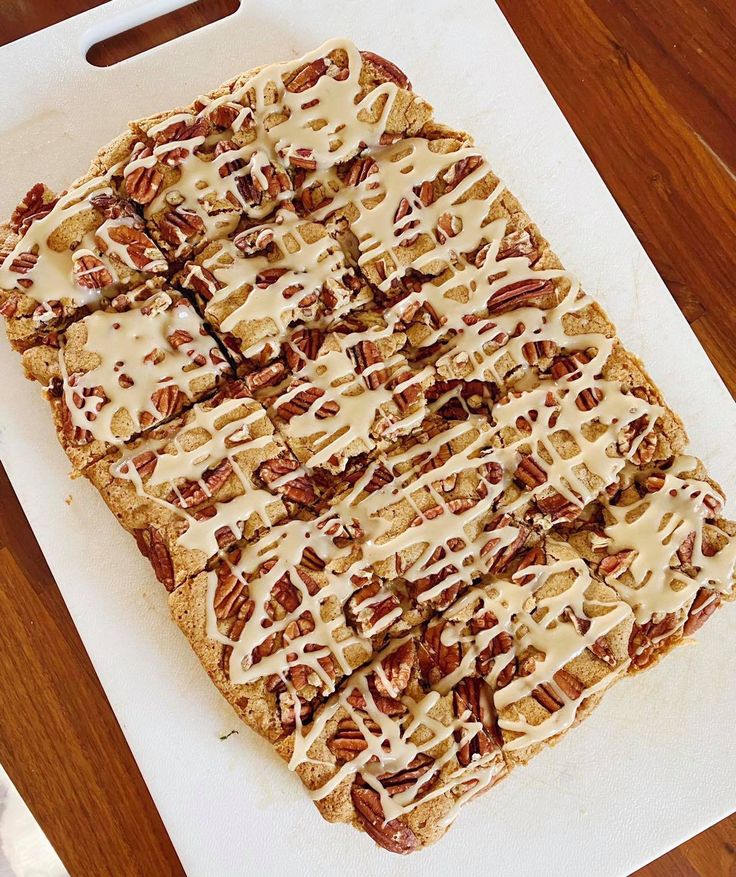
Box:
86;0;240;67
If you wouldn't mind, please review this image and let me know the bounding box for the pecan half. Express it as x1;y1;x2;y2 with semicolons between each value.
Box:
683;588;720;635
521;339;557;365
498;229;538;262
443;155;483;191
182;262;223;300
277;385;339;421
208;102;241;129
348;340;388;389
373;640;415;698
154;117;210;166
514;455;547;489
550;350;591;381
278;691;313;732
284;327;323;371
151;385;185;419
285;57;348;93
269;572;302;613
213;567;249;620
327;717;383;761
73;254;113;289
344;156;379;188
9;251;38;276
347;580;401;635
233;226;275;255
454;677;502;758
89;192;138;221
534;491;581;523
213;139;245;178
11;183;58;235
598;549;635;578
391;372;421;412
532;668;584;712
104;224;165;272
125;144;164;204
418;622;461;686
377;753;435;795
350;786;418;855
133;526;175;591
487;279;554;315
359;50;411;90
289;148;317;171
628;614;678;669
347;687;406;717
242;362;286;393
158;208;205;247
258;455;319;508
575;387;603;411
170;459;233;509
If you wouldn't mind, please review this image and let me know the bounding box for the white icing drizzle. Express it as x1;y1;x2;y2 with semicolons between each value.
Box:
601;463;736;624
289;636;506;823
111;391;281;557
186;208;370;349
62;292;227;443
205;514;369;686
0;177;127;307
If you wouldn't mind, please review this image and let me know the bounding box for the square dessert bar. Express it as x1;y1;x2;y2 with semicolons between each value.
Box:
276;634;507;853
2;39;735;855
21;287;231;470
562;455;736;670
0;180;168;351
86;379;291;591
170;512;377;742
177;210;373;363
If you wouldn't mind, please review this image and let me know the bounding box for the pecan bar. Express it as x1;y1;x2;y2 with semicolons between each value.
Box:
327;414;535;620
169;514;377;742
21;288;230;470
116;42;431;261
177;210;372;363
0;181;168;351
303;135;572;345
417;536;634;766
86;379;290;591
267;329;433;472
563;456;736;670
276;634;507;853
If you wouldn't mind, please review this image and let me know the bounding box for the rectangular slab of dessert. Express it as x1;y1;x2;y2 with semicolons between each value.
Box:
1;39;734;855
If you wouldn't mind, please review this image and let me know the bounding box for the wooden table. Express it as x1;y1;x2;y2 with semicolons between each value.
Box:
0;2;734;874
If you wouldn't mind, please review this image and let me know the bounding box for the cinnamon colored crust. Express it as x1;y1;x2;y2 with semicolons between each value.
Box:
0;40;733;855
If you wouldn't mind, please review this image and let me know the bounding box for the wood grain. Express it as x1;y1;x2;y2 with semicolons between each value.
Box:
0;1;734;874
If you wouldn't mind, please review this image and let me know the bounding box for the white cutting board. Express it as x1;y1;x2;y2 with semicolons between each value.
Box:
1;2;734;875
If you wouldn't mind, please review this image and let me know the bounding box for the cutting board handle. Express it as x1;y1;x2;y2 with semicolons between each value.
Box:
80;0;201;56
